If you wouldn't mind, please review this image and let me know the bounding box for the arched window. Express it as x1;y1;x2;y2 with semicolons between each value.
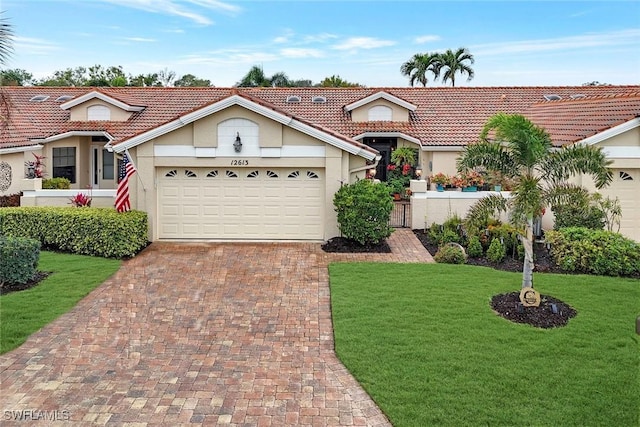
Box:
87;105;111;121
368;105;392;121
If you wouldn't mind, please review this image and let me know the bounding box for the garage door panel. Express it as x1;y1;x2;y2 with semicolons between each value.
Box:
158;167;324;240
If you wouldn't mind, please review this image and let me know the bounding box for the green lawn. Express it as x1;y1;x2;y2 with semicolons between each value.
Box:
1;251;121;354
329;263;640;427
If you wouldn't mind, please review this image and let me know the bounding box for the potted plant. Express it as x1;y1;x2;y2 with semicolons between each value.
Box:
462;170;484;191
387;177;407;200
430;172;449;191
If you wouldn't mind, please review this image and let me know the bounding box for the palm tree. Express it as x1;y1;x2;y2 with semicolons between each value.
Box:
0;11;14;131
236;65;272;87
457;113;612;289
438;47;474;87
0;11;13;65
400;53;441;87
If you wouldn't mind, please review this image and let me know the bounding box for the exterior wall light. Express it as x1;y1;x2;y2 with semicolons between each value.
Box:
233;132;242;153
368;168;377;178
415;166;423;179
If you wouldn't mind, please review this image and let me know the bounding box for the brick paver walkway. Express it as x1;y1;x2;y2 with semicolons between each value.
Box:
0;229;432;426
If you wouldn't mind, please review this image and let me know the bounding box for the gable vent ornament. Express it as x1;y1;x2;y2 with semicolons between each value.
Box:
233;132;242;153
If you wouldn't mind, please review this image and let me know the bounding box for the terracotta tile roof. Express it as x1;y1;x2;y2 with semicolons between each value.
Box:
1;85;639;151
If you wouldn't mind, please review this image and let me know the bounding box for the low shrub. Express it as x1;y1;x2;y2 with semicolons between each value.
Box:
0;193;21;207
0;236;40;284
42;177;71;189
0;207;148;259
545;228;640;277
434;243;467;264
333;179;394;245
466;235;483;257
487;238;506;263
553;203;605;230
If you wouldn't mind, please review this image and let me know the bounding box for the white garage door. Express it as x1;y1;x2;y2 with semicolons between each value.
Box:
158;167;325;240
600;169;640;242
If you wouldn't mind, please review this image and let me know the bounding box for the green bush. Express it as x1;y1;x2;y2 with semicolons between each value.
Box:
0;207;148;259
0;236;40;284
484;223;520;258
333;179;394;245
434;243;467;264
487;238;506;263
545;228;640;277
41;177;71;189
466;235;483;257
553;204;605;230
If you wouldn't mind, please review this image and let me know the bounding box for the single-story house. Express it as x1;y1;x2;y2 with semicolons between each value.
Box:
1;85;638;242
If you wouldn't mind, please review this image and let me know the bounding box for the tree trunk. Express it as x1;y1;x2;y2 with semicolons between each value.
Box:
520;217;535;289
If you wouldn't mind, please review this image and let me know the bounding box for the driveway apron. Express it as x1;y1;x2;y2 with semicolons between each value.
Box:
0;236;432;426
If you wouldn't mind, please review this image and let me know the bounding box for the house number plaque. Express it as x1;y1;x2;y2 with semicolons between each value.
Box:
230;160;249;166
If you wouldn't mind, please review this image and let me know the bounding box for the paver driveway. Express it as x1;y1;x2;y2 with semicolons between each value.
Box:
1;230;432;426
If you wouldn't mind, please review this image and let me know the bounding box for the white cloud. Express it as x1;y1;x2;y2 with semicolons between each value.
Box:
13;36;61;55
96;0;242;25
414;35;441;44
332;37;396;51
123;37;157;43
302;33;338;44
280;48;324;59
473;29;640;56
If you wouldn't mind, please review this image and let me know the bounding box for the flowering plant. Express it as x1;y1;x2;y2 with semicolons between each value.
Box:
69;190;92;207
25;153;45;178
430;172;450;185
464;170;485;186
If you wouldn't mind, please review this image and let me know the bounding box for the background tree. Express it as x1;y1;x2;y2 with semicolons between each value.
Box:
174;74;212;87
129;73;160;87
457;113;612;289
157;68;176;87
236;65;270;87
400;53;440;87
0;68;32;86
269;71;291;87
438;47;474;87
318;75;361;87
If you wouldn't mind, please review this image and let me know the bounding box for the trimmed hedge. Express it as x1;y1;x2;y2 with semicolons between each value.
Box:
333;179;394;245
42;177;71;189
545;227;640;277
0;236;40;284
0;207;148;259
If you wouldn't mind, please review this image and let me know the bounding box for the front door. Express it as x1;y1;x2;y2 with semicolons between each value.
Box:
364;138;396;181
91;146;116;189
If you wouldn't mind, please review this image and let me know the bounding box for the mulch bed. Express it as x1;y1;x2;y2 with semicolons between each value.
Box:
411;229;579;328
490;292;577;329
1;271;51;295
321;237;392;253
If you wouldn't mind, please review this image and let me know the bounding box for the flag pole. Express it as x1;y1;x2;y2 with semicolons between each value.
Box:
124;148;146;192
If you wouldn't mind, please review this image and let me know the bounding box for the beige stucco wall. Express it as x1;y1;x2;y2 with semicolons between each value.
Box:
351;99;410;122
69;100;133;122
0;151;39;195
429;150;462;176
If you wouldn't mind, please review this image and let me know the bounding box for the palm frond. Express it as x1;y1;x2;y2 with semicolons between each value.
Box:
543;145;613;189
464;193;510;230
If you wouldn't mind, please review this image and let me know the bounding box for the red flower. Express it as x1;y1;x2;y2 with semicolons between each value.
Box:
387;164;396;171
402;164;412;175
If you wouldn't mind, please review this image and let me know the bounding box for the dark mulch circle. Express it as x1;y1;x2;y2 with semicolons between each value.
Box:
321;237;391;253
491;292;577;329
0;271;51;296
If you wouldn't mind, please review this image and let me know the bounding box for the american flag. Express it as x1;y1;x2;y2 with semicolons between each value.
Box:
115;151;137;213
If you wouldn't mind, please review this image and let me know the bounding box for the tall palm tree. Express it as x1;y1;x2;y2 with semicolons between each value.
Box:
0;11;13;65
457;113;612;289
438;47;474;87
400;53;440;87
0;11;14;131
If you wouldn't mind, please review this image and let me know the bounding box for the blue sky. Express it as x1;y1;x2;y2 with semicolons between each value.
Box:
4;0;640;87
